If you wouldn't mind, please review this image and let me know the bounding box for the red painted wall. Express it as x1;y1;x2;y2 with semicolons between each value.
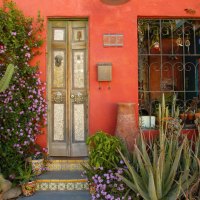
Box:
1;0;199;147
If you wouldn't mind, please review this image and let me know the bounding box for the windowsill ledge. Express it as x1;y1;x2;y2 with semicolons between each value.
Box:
142;129;198;140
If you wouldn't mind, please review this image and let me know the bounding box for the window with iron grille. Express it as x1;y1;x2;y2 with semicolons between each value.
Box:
138;18;200;129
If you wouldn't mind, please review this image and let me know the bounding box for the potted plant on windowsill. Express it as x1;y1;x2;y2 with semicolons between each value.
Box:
16;163;36;197
187;110;195;122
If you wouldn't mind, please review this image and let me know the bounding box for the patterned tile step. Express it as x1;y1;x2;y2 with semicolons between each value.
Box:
36;179;88;191
37;171;86;180
47;160;88;171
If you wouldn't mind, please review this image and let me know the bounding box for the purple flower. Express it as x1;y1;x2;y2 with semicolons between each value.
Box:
120;160;124;164
25;52;31;58
11;31;17;36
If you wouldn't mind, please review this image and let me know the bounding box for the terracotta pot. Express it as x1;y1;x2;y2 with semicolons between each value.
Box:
31;159;44;176
89;183;96;195
179;113;187;121
187;113;194;121
195;113;200;119
115;103;139;151
21;181;36;197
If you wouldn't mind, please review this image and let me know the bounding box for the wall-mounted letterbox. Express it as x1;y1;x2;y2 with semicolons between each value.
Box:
97;63;112;82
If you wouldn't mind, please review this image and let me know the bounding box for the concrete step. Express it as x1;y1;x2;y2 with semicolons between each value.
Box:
17;159;91;199
37;170;85;180
36;170;88;191
18;191;91;200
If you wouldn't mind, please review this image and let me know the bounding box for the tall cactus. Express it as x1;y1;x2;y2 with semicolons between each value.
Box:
0;64;14;92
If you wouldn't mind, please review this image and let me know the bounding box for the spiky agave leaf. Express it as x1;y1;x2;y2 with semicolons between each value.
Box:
118;150;150;200
0;64;14;92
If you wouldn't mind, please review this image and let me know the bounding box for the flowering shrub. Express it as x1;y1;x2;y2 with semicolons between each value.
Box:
31;144;48;160
82;162;134;200
0;1;46;181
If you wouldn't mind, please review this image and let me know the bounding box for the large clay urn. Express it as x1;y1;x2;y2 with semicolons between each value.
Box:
115;103;139;152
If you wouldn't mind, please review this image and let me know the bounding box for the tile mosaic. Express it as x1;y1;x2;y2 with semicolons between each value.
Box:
74;182;83;190
49;182;58;190
57;183;66;191
46;160;87;171
66;183;75;191
40;183;49;191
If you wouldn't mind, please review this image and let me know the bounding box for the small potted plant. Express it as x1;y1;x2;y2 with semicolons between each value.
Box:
179;112;187;121
195;108;200;119
30;144;49;176
16;163;36;197
187;110;195;121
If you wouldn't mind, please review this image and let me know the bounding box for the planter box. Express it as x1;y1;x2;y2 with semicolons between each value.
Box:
139;116;156;129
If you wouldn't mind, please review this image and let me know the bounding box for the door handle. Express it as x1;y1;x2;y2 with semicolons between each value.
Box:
71;93;87;103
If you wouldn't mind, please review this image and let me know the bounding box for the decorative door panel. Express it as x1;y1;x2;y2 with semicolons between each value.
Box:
47;20;88;157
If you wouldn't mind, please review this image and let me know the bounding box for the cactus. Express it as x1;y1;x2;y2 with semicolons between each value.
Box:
0;64;14;92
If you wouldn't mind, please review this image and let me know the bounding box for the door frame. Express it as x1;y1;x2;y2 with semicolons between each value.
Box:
46;18;89;157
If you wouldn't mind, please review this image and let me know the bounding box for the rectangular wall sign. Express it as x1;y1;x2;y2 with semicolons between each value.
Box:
103;34;124;47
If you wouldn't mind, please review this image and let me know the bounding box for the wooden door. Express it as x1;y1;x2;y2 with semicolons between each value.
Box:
47;20;88;157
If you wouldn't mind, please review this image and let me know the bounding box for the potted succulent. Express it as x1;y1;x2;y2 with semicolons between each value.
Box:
16;163;36;197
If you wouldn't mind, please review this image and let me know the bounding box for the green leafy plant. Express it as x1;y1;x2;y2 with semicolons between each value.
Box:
87;131;125;169
0;64;14;92
82;131;134;199
118;94;200;200
16;163;35;184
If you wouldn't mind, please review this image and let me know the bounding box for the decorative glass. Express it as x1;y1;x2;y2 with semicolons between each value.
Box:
53;104;65;141
73;104;85;141
73;28;85;42
73;51;85;89
53;29;65;41
53;50;65;88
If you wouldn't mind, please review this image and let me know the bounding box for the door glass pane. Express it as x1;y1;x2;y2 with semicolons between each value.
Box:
73;51;85;89
73;104;85;141
73;28;86;42
53;50;65;88
53;28;65;41
53;104;65;141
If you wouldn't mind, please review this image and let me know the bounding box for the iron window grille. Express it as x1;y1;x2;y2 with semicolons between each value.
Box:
138;18;200;129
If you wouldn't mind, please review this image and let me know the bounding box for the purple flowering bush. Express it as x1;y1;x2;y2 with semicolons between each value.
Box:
0;1;46;181
82;164;134;200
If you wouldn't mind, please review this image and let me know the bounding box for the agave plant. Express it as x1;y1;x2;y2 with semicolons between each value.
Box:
0;64;14;92
118;94;200;200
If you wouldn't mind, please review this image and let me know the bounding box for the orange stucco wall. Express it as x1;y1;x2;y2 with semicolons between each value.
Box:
1;0;200;147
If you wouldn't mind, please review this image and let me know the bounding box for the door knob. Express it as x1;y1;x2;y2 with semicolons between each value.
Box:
71;93;86;103
70;94;75;99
